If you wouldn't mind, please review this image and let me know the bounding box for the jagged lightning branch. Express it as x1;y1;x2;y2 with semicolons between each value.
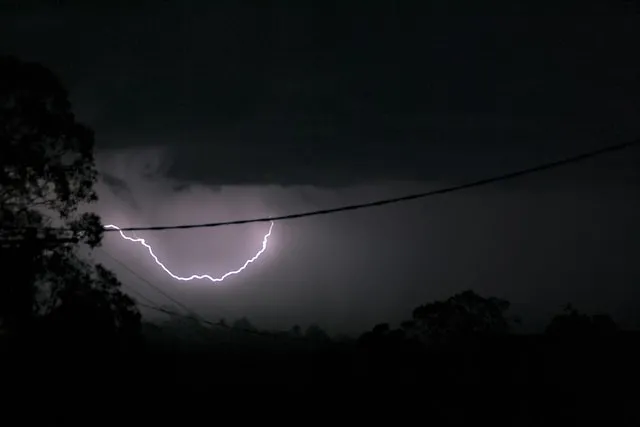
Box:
103;221;274;283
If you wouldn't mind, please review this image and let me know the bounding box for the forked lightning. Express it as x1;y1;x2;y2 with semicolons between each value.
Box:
103;221;274;282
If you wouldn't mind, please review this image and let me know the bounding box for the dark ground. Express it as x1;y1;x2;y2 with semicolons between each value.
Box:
3;326;640;424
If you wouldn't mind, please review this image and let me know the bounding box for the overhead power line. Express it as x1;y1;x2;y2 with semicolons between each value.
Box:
104;138;640;232
99;248;210;324
135;301;208;323
115;271;307;340
100;249;310;340
120;282;159;307
135;299;308;340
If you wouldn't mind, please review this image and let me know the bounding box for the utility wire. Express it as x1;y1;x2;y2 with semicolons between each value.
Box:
135;301;217;327
136;299;308;341
126;284;305;340
102;249;309;340
99;248;305;340
99;247;210;324
104;138;640;232
99;248;242;344
101;247;235;319
120;282;160;307
102;248;286;342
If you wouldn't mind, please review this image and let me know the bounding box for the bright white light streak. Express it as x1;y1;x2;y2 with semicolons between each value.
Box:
103;221;274;283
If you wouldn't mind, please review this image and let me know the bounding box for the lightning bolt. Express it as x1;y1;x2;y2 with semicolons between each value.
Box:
103;221;274;283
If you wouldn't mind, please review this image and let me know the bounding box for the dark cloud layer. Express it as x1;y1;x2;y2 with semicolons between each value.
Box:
2;1;639;186
2;1;640;333
90;153;640;334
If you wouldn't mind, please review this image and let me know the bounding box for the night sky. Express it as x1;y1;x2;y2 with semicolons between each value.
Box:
2;0;639;334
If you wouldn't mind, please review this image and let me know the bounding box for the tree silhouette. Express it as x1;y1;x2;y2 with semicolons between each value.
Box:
545;304;618;337
232;317;257;332
305;324;330;342
41;265;141;350
0;56;101;237
0;56;140;347
359;323;408;350
406;290;512;343
289;324;302;338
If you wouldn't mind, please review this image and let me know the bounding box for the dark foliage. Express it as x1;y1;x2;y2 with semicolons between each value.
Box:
546;304;619;336
2;57;639;424
401;290;513;345
0;56;140;352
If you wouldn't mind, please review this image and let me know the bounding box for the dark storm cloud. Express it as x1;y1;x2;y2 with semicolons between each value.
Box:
89;152;640;334
2;1;639;187
101;172;139;210
3;1;640;334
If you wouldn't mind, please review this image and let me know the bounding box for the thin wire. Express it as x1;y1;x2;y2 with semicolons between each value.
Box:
99;247;210;324
104;138;640;232
120;282;159;307
136;301;217;327
136;300;307;340
100;249;305;340
132;290;304;340
135;300;225;345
